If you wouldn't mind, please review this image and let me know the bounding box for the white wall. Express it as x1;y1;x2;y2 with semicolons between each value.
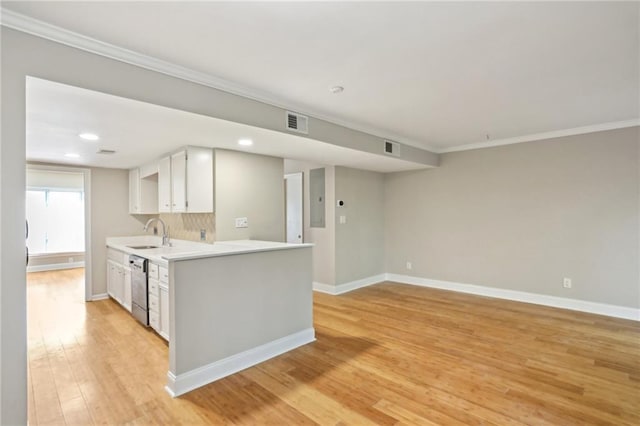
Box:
385;127;640;308
215;150;285;242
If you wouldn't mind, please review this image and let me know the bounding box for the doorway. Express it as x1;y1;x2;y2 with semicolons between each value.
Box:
285;172;304;244
26;164;92;301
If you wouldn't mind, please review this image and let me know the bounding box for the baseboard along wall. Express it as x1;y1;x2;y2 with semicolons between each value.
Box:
314;273;639;321
27;261;85;273
165;328;316;397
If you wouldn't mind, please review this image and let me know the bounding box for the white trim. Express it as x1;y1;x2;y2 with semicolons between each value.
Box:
3;10;636;156
83;169;92;302
165;327;315;397
91;293;109;301
313;274;386;295
0;8;435;152
439;119;640;153
27;261;84;273
312;282;337;294
386;273;640;321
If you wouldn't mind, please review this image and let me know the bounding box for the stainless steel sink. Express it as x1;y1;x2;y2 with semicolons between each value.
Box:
127;245;160;250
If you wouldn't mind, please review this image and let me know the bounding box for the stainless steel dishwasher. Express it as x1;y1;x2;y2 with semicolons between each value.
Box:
129;255;149;326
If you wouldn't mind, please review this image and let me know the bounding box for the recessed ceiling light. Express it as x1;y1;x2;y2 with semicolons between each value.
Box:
79;133;99;141
329;86;344;94
238;138;253;146
64;153;80;158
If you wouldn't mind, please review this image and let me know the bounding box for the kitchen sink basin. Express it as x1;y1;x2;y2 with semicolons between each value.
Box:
127;245;160;250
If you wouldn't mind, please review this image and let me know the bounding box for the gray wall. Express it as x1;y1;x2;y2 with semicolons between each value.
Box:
285;160;336;285
385;127;640;308
335;167;385;284
0;26;434;421
170;247;313;376
283;162;386;287
215;150;285;242
90;167;149;295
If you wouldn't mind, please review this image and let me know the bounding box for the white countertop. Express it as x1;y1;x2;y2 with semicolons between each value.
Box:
106;235;313;264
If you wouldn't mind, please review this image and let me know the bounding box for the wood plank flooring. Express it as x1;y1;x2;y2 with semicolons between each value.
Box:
27;268;640;425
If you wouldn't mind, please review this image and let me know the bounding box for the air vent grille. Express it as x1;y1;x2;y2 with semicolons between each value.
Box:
97;149;116;154
383;140;400;157
286;111;308;134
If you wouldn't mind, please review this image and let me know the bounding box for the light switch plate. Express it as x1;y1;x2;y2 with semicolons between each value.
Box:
235;217;248;228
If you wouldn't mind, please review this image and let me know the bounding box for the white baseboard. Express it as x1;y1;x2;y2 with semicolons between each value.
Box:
386;273;640;321
313;273;386;295
165;327;316;397
27;261;85;273
91;293;109;301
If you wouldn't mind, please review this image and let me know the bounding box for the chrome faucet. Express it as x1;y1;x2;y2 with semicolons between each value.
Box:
144;218;171;246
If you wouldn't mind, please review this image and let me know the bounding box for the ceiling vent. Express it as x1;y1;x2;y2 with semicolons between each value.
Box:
96;148;116;154
286;111;308;134
383;140;400;157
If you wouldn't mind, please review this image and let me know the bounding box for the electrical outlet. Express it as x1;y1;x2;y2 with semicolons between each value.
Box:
68;257;74;263
200;229;206;241
235;217;248;228
563;278;572;288
406;261;412;270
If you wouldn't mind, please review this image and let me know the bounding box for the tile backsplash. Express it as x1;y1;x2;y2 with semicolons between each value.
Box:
159;213;215;244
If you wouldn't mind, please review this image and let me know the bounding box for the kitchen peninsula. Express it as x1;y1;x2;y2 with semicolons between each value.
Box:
106;236;314;396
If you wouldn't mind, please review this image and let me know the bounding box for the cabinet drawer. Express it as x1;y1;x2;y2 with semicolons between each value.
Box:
159;266;169;284
149;293;159;312
148;263;159;280
148;279;159;297
149;311;160;330
107;248;124;263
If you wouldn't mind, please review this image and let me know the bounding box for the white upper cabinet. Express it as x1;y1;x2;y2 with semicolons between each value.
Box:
171;151;187;212
185;147;214;213
129;165;159;214
158;156;172;213
157;146;214;214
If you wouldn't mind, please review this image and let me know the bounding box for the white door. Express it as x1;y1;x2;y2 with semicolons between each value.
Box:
285;172;303;244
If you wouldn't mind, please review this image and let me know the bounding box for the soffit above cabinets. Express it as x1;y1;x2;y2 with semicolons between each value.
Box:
26;77;430;173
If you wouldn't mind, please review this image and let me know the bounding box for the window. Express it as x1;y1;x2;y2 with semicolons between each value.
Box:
26;189;85;254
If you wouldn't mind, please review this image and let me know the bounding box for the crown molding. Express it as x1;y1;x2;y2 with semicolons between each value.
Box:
438;119;640;153
2;8;634;156
0;7;438;153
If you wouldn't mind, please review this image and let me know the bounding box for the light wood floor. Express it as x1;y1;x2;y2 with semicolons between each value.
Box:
28;268;639;425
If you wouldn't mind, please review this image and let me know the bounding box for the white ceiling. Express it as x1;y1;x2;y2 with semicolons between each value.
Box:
4;1;639;152
26;77;427;172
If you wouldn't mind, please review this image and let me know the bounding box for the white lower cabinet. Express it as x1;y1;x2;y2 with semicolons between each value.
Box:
123;266;132;312
148;276;160;331
109;250;169;341
148;261;169;341
159;285;169;341
107;260;124;304
106;248;130;312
